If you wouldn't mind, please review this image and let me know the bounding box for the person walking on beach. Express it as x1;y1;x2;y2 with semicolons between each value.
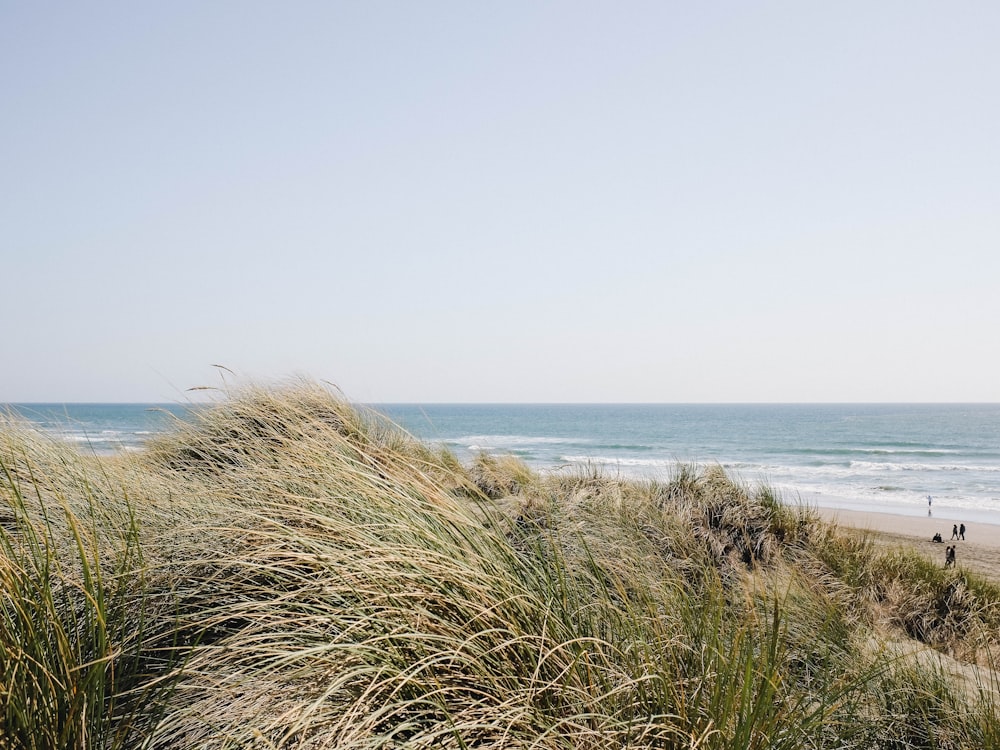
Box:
960;523;966;540
928;495;933;516
945;545;956;567
952;524;959;540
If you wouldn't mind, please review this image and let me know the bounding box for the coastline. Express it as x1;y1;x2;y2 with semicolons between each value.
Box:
814;505;1000;582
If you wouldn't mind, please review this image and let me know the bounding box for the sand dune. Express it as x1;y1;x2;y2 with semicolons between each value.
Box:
817;507;1000;582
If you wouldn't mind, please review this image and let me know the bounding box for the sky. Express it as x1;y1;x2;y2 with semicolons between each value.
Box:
2;2;998;403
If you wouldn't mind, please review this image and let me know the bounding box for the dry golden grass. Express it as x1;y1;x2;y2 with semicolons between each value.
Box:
3;381;1000;748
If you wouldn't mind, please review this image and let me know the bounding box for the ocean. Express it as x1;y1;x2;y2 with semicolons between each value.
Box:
4;403;193;453
5;402;1000;524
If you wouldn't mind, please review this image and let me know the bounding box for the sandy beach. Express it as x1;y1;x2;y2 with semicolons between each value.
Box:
817;506;1000;582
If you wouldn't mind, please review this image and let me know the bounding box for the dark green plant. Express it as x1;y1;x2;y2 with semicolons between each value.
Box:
0;458;181;750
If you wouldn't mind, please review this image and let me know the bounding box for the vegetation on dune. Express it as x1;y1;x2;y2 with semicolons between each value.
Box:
3;381;1000;748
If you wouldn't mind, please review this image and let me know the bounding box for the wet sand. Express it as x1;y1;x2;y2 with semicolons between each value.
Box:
817;507;1000;582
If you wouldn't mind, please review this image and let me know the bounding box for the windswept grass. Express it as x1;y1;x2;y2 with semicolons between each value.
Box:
804;519;1000;660
3;381;1000;747
0;434;182;749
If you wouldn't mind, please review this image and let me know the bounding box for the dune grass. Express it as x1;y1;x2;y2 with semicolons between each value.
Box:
3;381;1000;748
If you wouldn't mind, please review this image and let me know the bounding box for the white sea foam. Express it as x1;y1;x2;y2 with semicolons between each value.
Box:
453;434;582;446
848;460;1000;473
559;454;675;468
448;434;583;453
844;447;958;455
66;434;122;443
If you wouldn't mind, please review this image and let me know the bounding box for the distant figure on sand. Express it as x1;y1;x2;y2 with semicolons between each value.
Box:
952;524;959;540
932;533;943;543
928;495;933;516
945;545;956;567
960;523;966;540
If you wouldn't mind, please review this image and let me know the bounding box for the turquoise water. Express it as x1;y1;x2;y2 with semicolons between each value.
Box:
6;402;1000;524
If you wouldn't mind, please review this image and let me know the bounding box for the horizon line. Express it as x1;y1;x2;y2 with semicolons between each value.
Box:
5;400;1000;407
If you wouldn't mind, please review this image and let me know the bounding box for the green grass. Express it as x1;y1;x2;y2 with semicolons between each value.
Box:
3;381;1000;747
0;443;181;749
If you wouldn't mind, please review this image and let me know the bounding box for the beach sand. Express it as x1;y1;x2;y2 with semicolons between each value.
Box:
817;507;1000;582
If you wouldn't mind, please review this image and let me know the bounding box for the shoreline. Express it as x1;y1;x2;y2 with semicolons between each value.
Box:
814;506;1000;545
813;505;1000;581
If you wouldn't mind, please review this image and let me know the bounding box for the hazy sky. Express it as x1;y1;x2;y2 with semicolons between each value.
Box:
3;2;998;403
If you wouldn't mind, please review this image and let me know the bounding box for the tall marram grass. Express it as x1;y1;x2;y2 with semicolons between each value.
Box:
0;432;182;749
3;381;1000;748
